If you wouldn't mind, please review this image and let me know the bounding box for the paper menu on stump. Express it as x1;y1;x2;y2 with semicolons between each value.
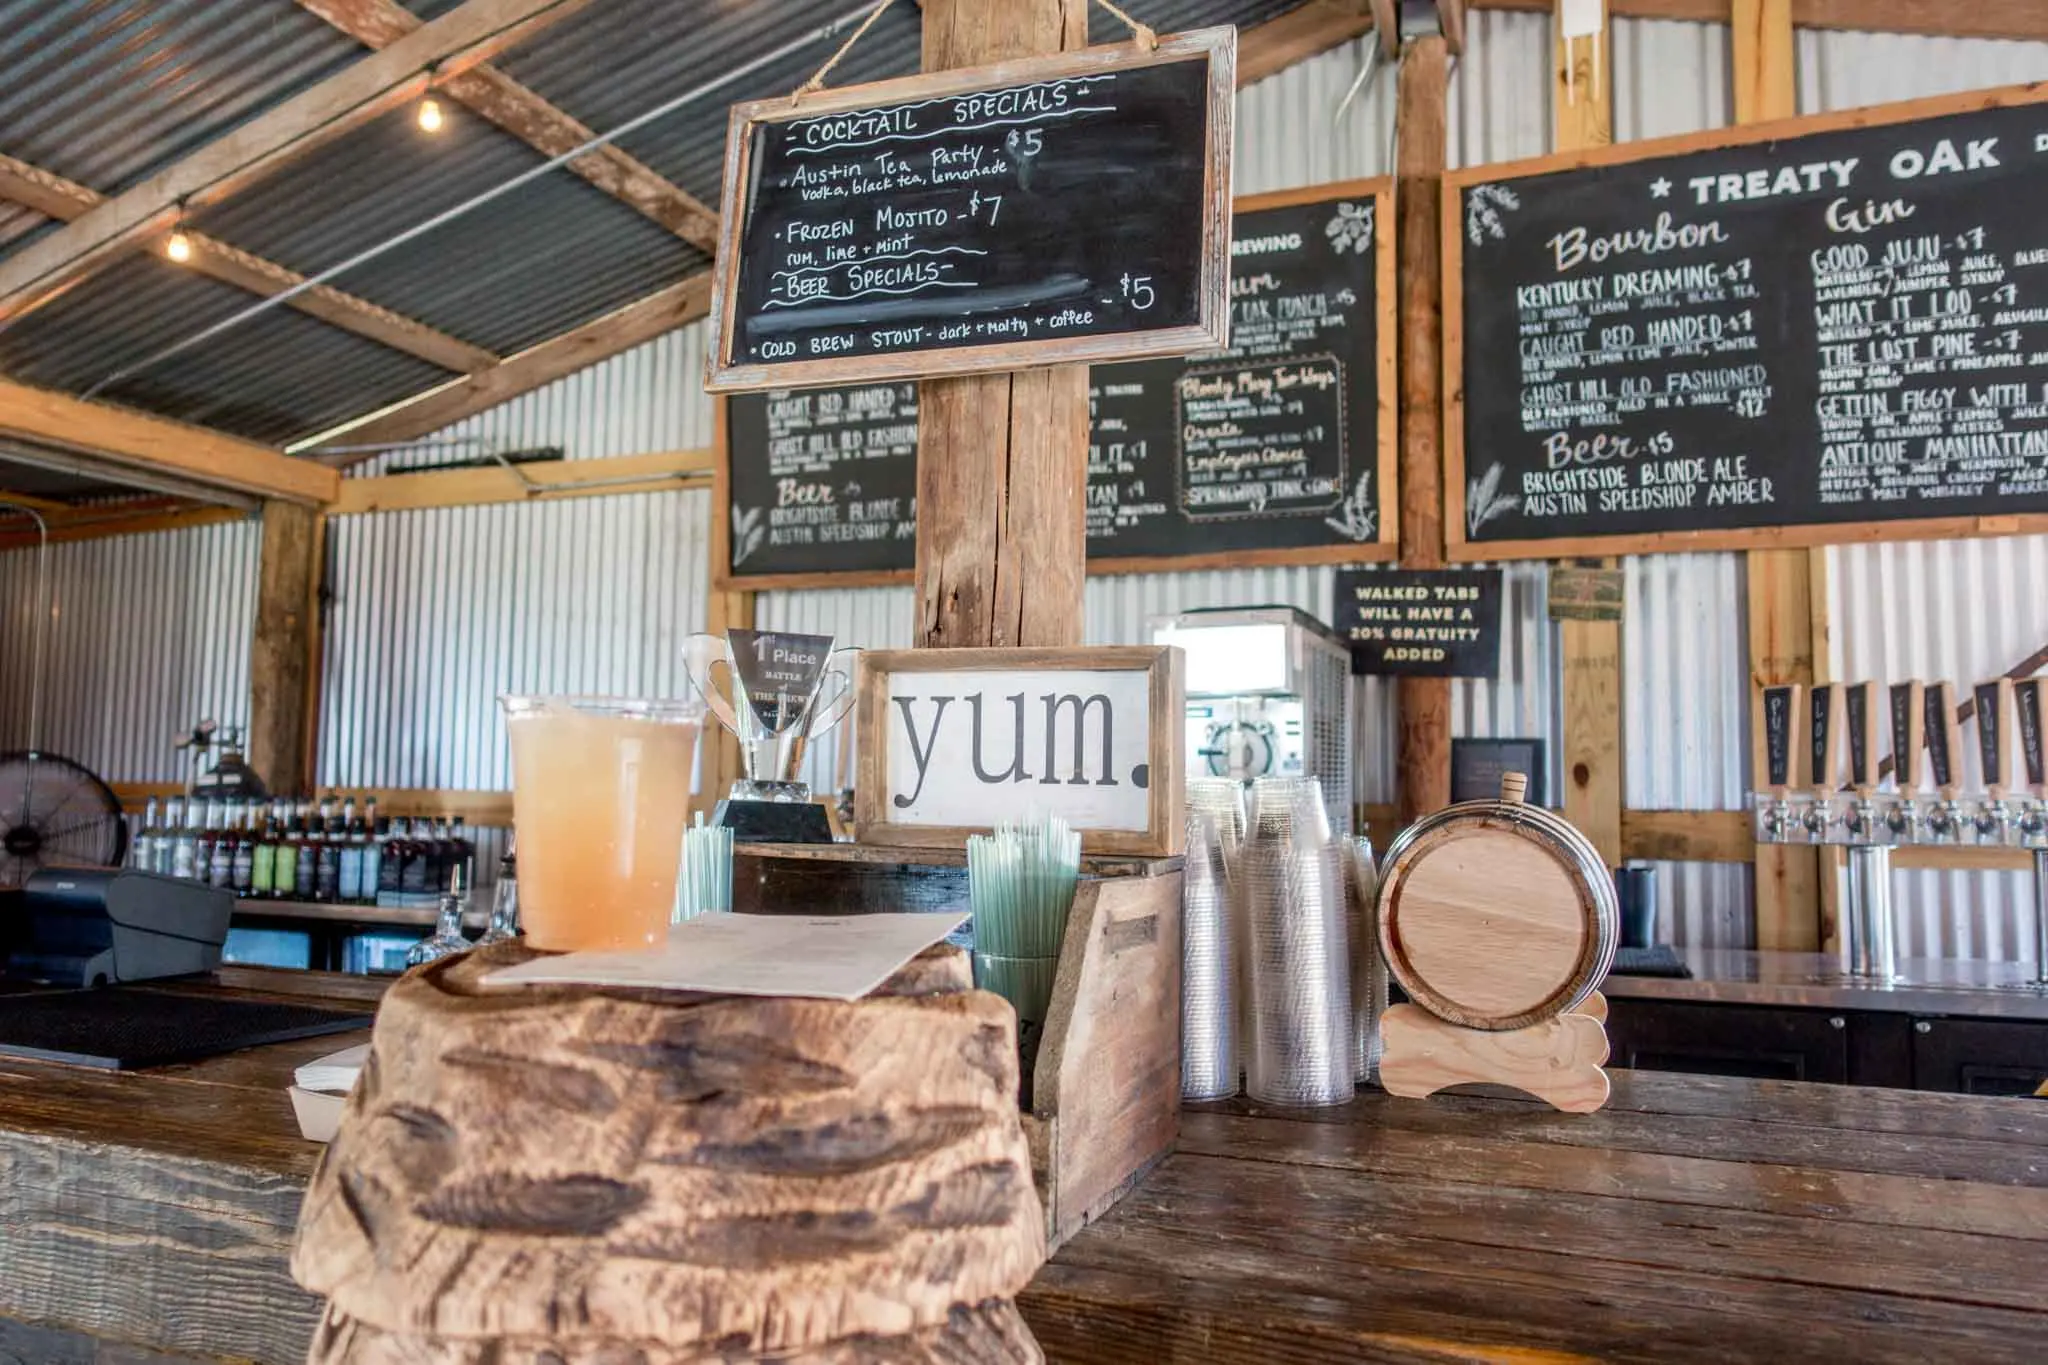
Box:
480;912;969;1002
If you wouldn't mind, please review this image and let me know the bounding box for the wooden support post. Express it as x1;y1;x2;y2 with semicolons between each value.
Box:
1394;35;1452;824
249;501;321;796
1733;0;1822;950
1552;0;1623;865
913;0;1090;651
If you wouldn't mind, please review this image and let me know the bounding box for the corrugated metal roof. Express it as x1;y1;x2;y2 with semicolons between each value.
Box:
487;1;925;207
0;0;364;195
0;0;1317;445
0;252;451;443
194;101;707;356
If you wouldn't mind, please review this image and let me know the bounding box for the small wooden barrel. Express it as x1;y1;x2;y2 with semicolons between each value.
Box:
1375;773;1617;1031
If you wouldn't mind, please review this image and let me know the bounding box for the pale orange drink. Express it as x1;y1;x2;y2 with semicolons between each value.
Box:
500;696;704;951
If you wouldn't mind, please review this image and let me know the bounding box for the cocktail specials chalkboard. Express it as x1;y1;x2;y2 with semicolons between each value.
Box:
705;29;1234;391
1446;83;2048;559
1333;568;1504;677
716;182;1396;587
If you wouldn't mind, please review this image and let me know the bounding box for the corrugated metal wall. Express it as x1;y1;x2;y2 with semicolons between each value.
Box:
0;518;261;782
317;490;713;791
1799;30;2048;965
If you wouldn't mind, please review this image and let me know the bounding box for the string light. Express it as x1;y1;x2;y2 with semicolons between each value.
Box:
417;96;444;133
165;228;192;263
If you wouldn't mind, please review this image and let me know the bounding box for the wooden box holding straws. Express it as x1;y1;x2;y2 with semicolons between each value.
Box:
734;840;1183;1250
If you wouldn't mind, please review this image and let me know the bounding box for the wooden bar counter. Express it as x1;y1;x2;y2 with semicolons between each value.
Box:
3;969;2046;1363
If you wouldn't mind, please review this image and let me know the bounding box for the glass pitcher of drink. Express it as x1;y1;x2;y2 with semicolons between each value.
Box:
499;695;705;952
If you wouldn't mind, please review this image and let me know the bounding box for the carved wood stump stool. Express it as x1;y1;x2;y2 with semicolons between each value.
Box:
291;942;1046;1363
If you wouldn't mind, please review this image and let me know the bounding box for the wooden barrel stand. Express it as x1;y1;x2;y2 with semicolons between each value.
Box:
292;942;1047;1363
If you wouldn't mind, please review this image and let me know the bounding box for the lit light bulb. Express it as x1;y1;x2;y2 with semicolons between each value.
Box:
165;230;193;264
417;97;444;133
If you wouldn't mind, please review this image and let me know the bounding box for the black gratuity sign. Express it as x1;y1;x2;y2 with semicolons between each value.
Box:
1335;568;1505;677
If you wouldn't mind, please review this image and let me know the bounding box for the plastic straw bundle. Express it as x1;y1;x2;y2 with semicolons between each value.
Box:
676;813;733;922
967;815;1082;1035
1344;836;1387;1083
1241;776;1354;1108
1181;796;1239;1100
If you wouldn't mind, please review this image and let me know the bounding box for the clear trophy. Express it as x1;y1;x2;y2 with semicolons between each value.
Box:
681;629;859;843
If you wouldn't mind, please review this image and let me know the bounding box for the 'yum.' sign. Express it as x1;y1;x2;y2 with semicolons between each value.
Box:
854;646;1184;857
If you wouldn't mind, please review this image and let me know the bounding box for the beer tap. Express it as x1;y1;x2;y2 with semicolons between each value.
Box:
2014;677;2047;986
1839;679;1897;981
1883;679;1925;843
1971;678;2017;845
1803;682;1843;842
1756;683;1801;843
2017;677;2047;849
1841;681;1882;844
1921;682;1964;843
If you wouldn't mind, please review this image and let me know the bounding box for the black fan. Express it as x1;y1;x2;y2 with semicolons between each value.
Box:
0;752;127;891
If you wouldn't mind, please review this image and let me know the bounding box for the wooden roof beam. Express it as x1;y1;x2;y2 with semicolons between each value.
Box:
306;271;713;456
296;0;720;252
0;155;497;375
0;379;338;505
1238;1;1376;86
1471;0;2048;42
0;0;602;325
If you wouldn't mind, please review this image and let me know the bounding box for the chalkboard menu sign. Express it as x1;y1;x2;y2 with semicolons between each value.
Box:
1333;567;1504;677
718;182;1396;587
706;28;1234;391
1447;83;2048;558
714;382;920;589
1089;182;1396;569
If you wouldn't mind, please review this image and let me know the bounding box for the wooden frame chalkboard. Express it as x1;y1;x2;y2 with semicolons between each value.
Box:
713;178;1399;590
704;28;1236;392
1443;81;2048;562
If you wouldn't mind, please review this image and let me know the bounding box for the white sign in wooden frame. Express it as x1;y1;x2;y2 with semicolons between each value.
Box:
854;646;1184;857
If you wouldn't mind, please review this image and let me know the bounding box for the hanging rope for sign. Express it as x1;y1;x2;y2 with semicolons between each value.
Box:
790;0;1158;104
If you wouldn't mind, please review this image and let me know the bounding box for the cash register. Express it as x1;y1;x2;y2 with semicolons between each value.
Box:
2;867;232;988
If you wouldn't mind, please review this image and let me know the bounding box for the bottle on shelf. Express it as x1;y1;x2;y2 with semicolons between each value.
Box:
376;815;406;907
249;801;277;899
361;802;385;904
168;797;198;881
130;796;160;872
294;802;319;902
205;799;235;890
314;796;342;904
230;800;255;897
399;816;431;904
405;862;473;967
479;849;519;946
337;797;364;905
448;816;476;891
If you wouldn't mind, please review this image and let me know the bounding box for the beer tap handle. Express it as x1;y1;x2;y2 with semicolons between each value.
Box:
1760;683;1801;797
1924;682;1961;800
1809;682;1844;797
2016;677;2047;801
1844;681;1880;797
1974;678;2015;800
1888;679;1926;795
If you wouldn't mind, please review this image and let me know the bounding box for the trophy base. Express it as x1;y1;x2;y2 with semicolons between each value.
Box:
713;797;835;844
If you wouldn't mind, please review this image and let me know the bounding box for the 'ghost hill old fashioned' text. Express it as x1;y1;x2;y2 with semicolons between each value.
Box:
856;648;1184;856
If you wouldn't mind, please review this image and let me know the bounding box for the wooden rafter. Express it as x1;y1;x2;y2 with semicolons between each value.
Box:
295;0;720;252
0;378;338;505
0;154;496;375
310;273;713;455
1238;0;1376;86
0;0;603;326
